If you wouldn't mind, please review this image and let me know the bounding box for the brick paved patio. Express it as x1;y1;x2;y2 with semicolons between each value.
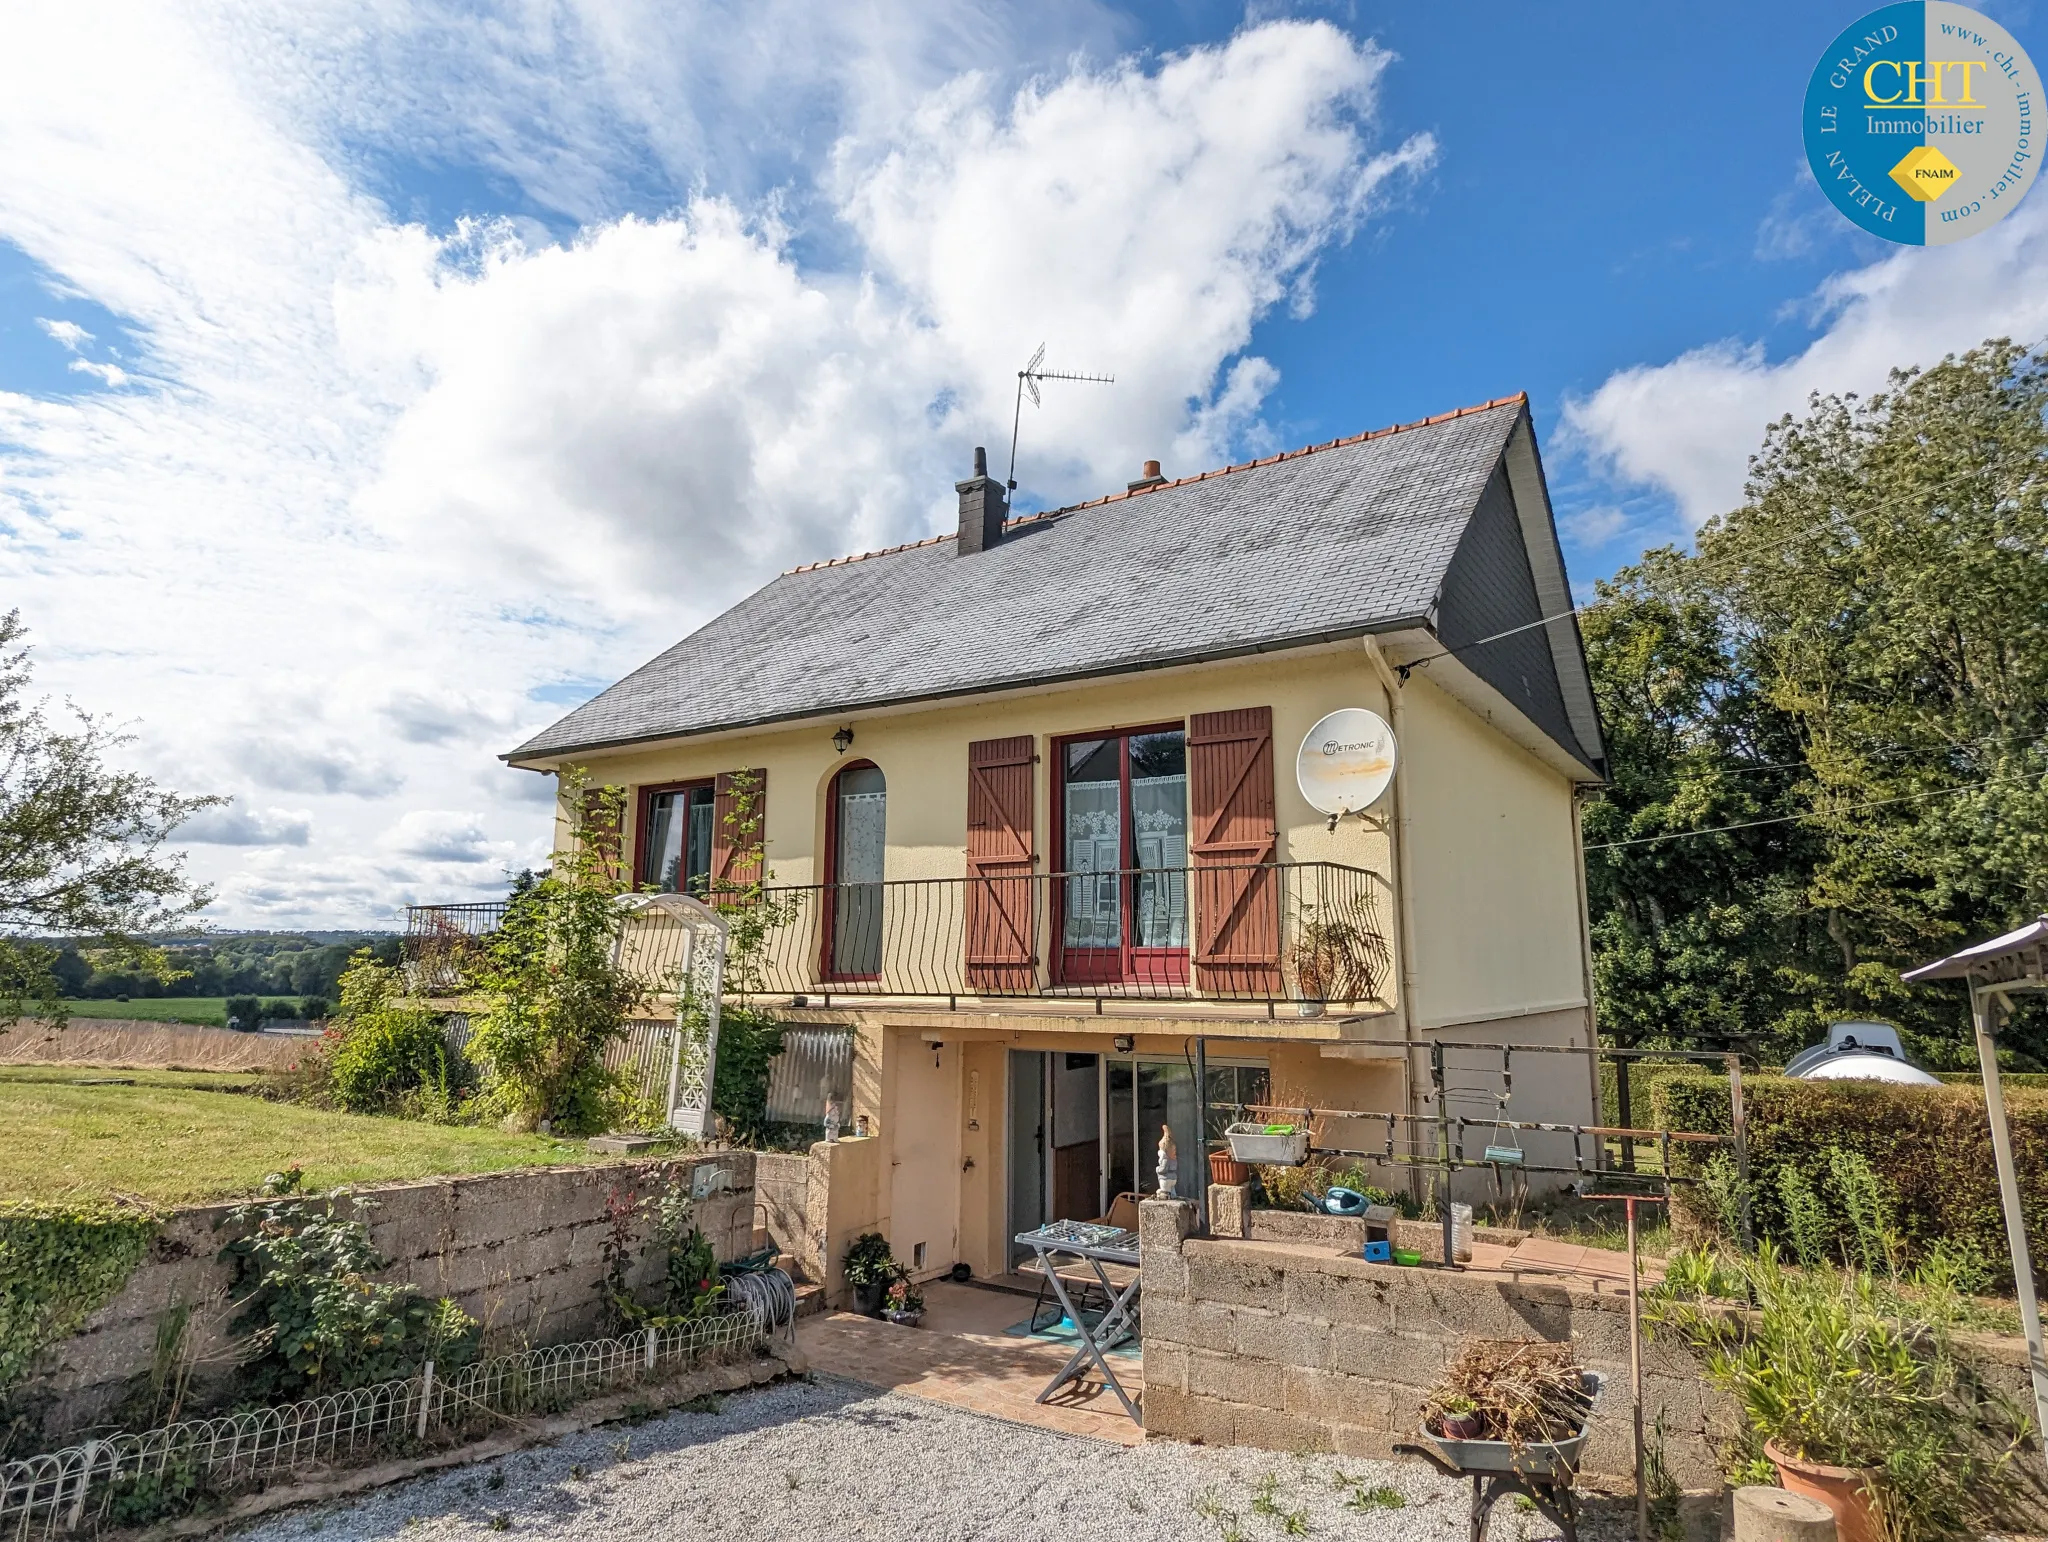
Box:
796;1280;1147;1446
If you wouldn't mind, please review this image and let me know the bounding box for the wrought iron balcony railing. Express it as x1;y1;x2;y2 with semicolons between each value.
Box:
405;861;1390;1010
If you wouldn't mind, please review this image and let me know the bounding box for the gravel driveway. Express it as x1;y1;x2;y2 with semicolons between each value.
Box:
233;1376;1632;1542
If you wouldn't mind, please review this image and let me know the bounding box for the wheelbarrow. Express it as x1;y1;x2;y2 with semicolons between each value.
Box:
1401;1371;1605;1542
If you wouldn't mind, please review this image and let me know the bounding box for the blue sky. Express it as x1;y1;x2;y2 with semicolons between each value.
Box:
1;0;2044;924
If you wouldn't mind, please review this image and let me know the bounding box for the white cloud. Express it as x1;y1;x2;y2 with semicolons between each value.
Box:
37;317;91;350
233;739;396;799
1566;200;2048;527
1559;505;1630;547
66;358;130;387
385;809;512;865
0;4;1427;926
177;804;314;847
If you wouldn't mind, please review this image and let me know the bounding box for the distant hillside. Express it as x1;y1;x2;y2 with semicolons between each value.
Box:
54;931;401;1004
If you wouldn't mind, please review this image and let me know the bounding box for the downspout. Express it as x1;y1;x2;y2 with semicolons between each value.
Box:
1362;639;1420;1037
1363;639;1424;1207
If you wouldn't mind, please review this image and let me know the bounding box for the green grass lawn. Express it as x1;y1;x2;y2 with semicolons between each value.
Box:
0;1067;606;1206
59;997;235;1027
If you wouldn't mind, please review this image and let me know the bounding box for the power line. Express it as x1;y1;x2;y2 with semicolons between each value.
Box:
1583;772;2039;853
1395;606;1587;681
1650;729;2048;779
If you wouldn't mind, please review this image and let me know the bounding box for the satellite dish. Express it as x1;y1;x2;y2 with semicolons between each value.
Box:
1296;709;1397;817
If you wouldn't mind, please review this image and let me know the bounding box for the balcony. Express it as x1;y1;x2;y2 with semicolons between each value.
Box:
405;861;1391;1017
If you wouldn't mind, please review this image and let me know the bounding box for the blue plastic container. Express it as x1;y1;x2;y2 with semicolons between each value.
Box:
1362;1240;1392;1262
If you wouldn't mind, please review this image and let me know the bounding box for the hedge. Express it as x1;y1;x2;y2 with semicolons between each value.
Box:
1651;1073;2048;1291
1936;1070;2048;1090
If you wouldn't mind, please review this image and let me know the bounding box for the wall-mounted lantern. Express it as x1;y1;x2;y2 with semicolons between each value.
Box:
832;725;855;755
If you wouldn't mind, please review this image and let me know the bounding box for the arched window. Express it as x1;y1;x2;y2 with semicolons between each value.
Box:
827;762;886;978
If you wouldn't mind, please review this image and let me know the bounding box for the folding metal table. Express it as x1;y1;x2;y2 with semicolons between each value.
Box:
1012;1219;1142;1423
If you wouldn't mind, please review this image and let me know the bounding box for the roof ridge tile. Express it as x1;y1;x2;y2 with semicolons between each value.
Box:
779;390;1526;575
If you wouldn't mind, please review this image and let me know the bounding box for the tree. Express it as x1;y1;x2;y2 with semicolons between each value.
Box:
0;612;220;1022
1703;341;2048;1002
1583;340;2048;1069
1581;552;1825;1064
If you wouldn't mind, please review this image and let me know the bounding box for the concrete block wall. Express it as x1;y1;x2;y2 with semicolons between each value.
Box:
1144;1197;2048;1518
1137;1197;1730;1486
733;1139;887;1306
753;1152;812;1274
19;1152;754;1444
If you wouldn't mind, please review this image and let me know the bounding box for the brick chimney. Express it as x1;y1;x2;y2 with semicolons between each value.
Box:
955;445;1008;555
1128;459;1166;492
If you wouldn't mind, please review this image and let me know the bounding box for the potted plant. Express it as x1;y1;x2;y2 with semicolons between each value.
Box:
1421;1341;1597;1450
842;1232;895;1317
1650;1243;2027;1542
1284;897;1390;1017
1430;1393;1483;1441
883;1269;925;1327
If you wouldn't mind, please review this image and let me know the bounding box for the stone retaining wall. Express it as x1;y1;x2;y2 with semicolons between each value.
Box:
18;1152;755;1443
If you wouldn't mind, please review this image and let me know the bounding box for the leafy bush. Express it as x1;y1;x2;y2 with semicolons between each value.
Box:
1251;1159;1412;1216
299;995;331;1022
599;1171;724;1332
1651;1243;2029;1541
710;1004;786;1146
324;952;457;1115
225;995;262;1032
0;1201;159;1404
842;1233;893;1286
220;1169;478;1401
465;784;645;1134
1652;1073;2048;1289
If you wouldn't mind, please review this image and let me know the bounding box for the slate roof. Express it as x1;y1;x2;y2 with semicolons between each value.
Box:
509;394;1595;767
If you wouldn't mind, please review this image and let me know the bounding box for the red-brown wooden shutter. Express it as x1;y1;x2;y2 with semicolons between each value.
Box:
581;787;623;888
965;736;1037;993
1188;708;1282;996
711;769;767;895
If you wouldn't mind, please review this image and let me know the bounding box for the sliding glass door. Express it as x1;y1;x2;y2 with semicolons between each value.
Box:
1102;1056;1270;1204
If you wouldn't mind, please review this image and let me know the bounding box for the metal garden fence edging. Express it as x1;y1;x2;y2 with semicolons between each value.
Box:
0;1277;793;1540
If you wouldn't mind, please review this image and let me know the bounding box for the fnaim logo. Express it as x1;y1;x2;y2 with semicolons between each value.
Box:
1805;3;2040;244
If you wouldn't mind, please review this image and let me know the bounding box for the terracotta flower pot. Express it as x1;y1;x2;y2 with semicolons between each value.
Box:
1766;1440;1884;1542
1209;1150;1250;1187
1434;1411;1484;1440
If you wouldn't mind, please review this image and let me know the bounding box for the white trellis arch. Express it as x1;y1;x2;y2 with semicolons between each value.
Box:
613;892;728;1139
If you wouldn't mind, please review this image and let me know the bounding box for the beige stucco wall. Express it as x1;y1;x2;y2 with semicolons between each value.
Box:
542;644;1402;990
538;643;1590;1043
1398;671;1588;1033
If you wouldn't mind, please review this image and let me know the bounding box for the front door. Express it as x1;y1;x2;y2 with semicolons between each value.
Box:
886;1028;959;1279
1055;729;1190;987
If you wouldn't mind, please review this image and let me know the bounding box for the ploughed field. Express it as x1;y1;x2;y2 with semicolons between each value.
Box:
0;1066;601;1205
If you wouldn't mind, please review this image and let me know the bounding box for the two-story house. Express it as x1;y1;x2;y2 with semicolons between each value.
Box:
498;391;1607;1281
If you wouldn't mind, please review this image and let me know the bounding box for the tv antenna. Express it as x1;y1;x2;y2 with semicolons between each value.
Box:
1006;342;1114;494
